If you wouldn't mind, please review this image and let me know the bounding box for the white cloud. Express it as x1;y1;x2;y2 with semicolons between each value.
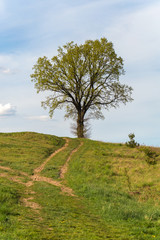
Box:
0;67;11;74
0;103;16;116
2;68;10;74
26;115;50;121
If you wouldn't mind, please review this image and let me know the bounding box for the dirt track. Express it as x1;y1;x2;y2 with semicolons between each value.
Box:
0;138;83;212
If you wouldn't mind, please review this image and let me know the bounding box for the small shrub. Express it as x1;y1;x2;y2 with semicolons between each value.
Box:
139;147;158;165
144;148;158;165
126;133;139;148
143;148;158;158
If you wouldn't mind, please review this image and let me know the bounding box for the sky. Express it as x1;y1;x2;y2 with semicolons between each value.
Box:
0;0;160;146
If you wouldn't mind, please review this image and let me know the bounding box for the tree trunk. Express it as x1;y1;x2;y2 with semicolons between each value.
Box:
77;111;84;138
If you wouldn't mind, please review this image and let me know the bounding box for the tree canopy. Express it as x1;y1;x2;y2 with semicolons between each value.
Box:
31;37;133;138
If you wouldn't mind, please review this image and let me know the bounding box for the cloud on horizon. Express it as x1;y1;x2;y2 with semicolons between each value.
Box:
0;67;11;74
26;115;50;121
0;103;16;117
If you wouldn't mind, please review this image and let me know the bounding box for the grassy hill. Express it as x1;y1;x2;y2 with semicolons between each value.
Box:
0;132;160;239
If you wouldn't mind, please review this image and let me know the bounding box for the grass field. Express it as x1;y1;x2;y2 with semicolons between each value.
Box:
0;132;160;239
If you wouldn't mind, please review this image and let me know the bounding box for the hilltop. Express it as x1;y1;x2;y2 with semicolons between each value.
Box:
0;132;160;239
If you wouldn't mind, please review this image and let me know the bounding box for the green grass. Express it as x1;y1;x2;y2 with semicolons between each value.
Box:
32;182;121;239
0;132;65;174
1;132;160;239
66;139;160;239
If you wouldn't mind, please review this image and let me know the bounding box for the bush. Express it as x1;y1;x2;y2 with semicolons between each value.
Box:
126;133;139;148
139;146;158;165
144;148;158;165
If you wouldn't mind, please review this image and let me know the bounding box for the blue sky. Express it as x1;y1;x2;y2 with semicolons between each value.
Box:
0;0;160;146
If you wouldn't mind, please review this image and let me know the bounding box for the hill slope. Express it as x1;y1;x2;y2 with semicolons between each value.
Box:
0;132;160;239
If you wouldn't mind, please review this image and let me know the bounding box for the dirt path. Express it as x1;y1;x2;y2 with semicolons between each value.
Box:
0;138;83;212
60;141;83;179
34;138;69;174
29;139;82;197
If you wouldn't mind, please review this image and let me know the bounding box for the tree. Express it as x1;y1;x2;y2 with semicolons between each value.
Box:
31;38;133;138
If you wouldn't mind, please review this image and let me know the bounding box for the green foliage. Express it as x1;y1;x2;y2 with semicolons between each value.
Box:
143;148;158;159
139;147;159;165
31;38;133;137
126;133;139;148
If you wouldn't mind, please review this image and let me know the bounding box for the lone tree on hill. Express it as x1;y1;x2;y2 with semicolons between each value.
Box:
31;38;133;138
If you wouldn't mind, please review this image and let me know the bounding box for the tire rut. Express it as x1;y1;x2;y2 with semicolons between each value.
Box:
0;138;83;212
34;138;69;174
60;141;83;179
